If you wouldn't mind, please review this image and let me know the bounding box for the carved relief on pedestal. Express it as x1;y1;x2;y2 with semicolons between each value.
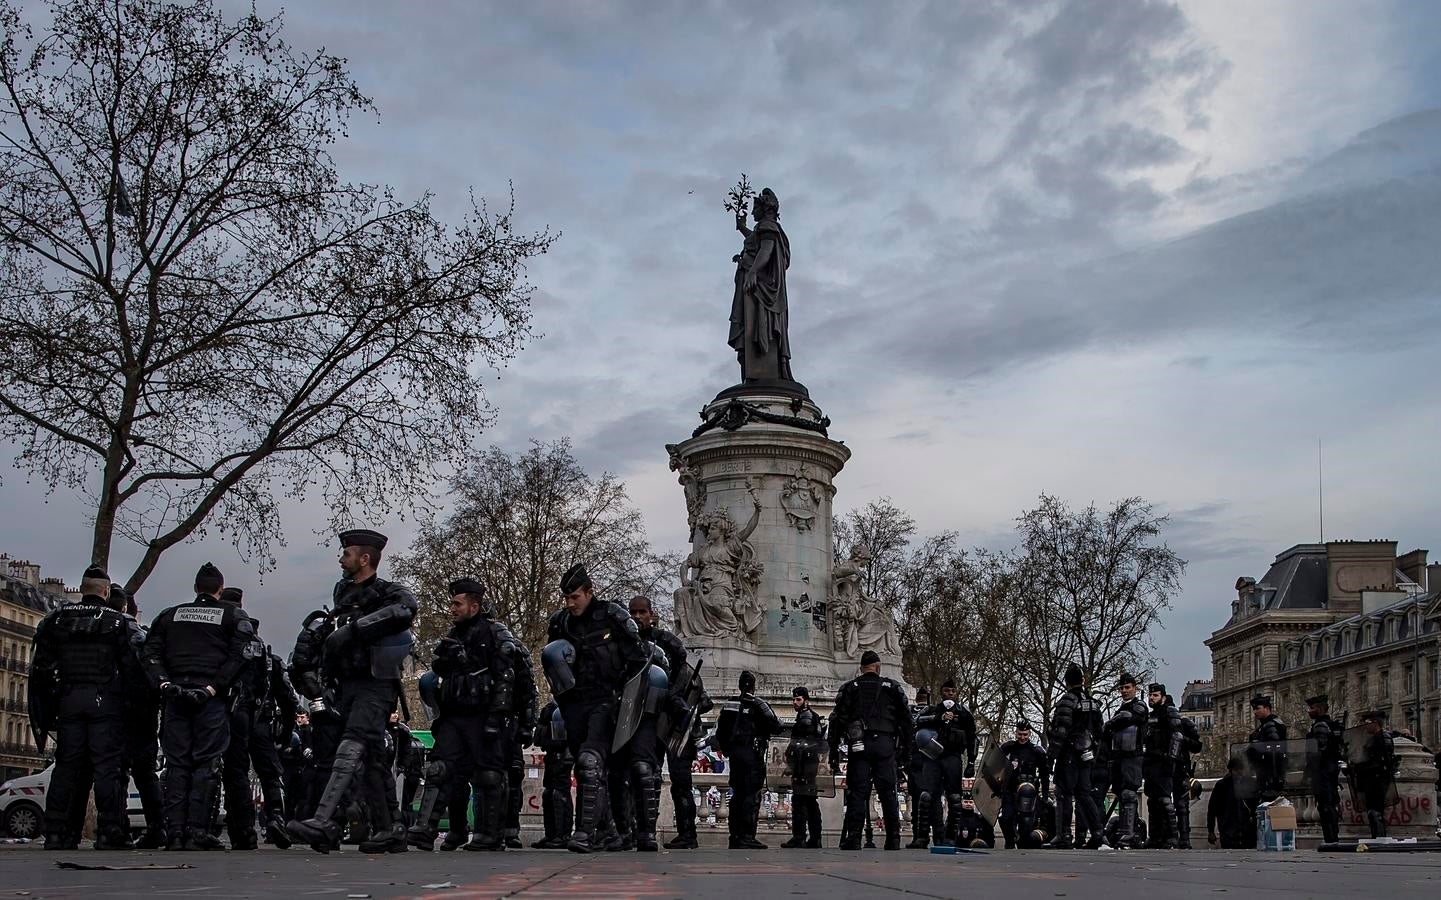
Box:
779;463;821;532
666;443;708;539
829;543;899;659
673;480;766;643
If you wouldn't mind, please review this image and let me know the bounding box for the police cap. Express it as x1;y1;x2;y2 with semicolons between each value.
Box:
339;528;388;550
560;563;591;594
194;562;223;593
448;578;486;599
860;650;881;667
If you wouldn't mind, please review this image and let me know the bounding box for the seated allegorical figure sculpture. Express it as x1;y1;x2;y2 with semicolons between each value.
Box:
831;543;899;659
673;482;765;643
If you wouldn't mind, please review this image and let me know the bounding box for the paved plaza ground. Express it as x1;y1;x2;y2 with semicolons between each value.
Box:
2;844;1440;899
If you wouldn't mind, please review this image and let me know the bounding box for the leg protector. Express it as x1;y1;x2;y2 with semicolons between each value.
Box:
407;760;451;848
286;739;363;851
1118;789;1140;848
630;760;660;851
907;791;932;848
465;769;506;851
569;750;605;852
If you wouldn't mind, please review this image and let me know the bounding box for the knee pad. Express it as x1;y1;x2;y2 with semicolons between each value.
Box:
919;791;931;806
947;794;962;808
476;769;505;789
576;750;603;784
631;760;655;782
334;740;365;774
424;760;449;782
1120;789;1138;805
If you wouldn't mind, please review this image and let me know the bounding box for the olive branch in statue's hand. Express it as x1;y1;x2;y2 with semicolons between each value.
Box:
725;173;756;229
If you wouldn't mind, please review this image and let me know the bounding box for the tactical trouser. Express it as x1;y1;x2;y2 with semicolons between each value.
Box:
999;793;1018;847
561;694;618;849
1111;757;1143;848
222;699;258;843
126;701;165;838
922;753;963;845
1310;768;1341;844
665;741;697;841
841;734;900;848
299;711;342;822
541;749;575;841
1051;752;1096;847
790;790;822;845
505;742;524;845
727;742;766;841
161;693;231;843
905;757;926;845
1143;758;1177;848
1172;772;1192;848
410;712;510;848
1363;779;1390;838
46;685;128;844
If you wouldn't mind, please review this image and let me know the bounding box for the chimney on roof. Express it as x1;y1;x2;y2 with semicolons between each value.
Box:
1428;563;1441;593
1398;549;1428;586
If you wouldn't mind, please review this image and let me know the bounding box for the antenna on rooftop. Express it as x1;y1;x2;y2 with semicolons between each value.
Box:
1317;437;1324;544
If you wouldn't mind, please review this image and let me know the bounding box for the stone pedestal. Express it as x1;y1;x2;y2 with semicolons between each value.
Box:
667;386;905;712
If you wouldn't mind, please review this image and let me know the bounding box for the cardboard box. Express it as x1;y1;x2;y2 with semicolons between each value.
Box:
1257;799;1297;852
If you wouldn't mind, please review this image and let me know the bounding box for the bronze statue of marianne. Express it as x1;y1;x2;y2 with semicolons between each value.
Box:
728;187;794;383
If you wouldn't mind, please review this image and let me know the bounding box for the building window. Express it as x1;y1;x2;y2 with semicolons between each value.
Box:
1406;663;1417;695
1359;674;1370;704
1253;653;1262;679
1379;671;1390;700
1431;657;1440;692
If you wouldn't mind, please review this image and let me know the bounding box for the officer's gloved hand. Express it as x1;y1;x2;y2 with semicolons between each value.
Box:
324;623;357;656
181;687;211;711
160;682;183;701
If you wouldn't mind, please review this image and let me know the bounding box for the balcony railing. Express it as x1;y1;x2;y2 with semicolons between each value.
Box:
0;619;37;638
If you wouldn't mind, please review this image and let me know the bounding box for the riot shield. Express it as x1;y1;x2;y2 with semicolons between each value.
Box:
612;663;653;752
1228;738;1313;801
767;734;837;797
970;743;1002;823
978;742;1013;798
27;663;58;753
1343;725;1400;810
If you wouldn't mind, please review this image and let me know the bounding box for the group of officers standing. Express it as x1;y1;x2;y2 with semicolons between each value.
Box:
28;538;1404;853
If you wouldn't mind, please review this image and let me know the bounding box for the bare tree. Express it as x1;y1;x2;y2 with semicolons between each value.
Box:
0;0;553;590
834;497;918;603
389;440;678;653
1015;494;1187;719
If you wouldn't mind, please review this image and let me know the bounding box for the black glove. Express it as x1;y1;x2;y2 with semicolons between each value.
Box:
180;687;210;712
160;682;183;701
324;623;356;656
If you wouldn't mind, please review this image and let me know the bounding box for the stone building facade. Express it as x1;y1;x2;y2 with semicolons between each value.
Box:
1206;540;1439;754
0;556;71;780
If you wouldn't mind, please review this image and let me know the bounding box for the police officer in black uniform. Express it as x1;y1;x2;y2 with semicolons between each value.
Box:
288;610;342;831
143;562;255;850
782;686;825;848
1168;693;1203;849
73;584;167;849
1304;694;1345;844
628;596;702;851
914;679;977;848
720;670;781;849
532;698;574;848
611;595;679;852
31;565;141;850
1045;663;1103;849
1355;709;1397;838
1142;682;1183;848
1102;672;1148;849
407;578;527;851
215;586;294;849
903;686;930;848
282;710;312;820
998;720;1049;848
829;650;911;851
286;529;418;853
542;563;648;853
1246;694;1288;828
400;728;424;827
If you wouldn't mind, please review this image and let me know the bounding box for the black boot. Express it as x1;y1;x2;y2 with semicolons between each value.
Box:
464;770;507;851
95;825;135;851
907;792;932;848
1118;795;1140;849
360;821;409;854
186;826;225;851
229;829;258;851
665;790;697;848
1046;794;1074;848
134;825;166;850
286;739;362;853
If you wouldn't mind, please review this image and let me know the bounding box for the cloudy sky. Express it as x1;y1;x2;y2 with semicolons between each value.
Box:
4;0;1440;691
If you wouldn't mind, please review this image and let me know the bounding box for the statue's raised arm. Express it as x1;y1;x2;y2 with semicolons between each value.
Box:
738;479;762;543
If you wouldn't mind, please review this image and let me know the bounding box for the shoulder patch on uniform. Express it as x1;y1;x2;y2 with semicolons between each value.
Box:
173;606;225;625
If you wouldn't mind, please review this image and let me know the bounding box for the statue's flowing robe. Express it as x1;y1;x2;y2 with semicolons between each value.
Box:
728;218;793;381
